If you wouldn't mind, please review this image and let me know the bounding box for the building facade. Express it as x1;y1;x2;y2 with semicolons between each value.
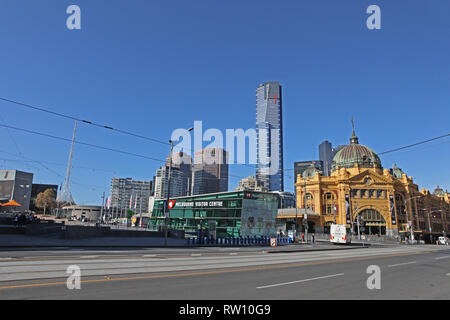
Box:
0;170;33;212
235;175;267;192
149;190;279;238
295;129;450;243
154;166;184;200
192;148;228;195
256;81;284;192
110;177;153;214
166;151;192;196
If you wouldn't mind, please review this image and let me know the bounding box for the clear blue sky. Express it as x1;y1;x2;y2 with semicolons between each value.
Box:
0;0;449;204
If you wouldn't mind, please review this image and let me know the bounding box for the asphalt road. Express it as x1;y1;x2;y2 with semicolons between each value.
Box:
0;245;449;300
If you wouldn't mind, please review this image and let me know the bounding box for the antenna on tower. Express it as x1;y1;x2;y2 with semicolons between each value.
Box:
57;121;77;206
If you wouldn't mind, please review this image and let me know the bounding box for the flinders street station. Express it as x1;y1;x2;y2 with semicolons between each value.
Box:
295;128;450;243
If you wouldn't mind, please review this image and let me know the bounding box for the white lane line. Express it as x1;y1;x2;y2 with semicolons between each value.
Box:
229;253;238;255
257;273;344;289
435;256;450;260
80;256;99;259
191;254;202;257
142;254;156;257
388;261;416;268
446;273;450;276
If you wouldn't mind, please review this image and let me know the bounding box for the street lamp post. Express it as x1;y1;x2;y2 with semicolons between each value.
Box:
164;140;174;247
164;127;193;247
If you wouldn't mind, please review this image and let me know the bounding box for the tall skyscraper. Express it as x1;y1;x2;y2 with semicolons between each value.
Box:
255;81;284;191
165;152;192;196
319;141;346;176
192;148;228;195
319;140;332;176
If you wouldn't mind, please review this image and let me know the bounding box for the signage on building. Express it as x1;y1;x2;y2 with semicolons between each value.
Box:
170;200;225;209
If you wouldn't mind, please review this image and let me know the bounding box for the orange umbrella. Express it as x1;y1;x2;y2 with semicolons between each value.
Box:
1;200;22;207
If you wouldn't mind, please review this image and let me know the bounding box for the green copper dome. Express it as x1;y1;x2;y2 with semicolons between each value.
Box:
331;126;382;171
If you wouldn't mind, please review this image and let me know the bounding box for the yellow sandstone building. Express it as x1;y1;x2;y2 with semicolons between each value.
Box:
295;128;450;243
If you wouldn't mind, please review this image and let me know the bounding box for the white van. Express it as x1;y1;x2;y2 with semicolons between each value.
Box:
438;237;448;245
330;224;352;244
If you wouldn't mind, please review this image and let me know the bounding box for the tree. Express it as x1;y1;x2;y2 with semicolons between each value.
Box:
35;189;56;215
127;209;133;219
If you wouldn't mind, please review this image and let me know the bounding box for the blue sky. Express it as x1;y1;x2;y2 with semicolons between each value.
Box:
0;0;449;204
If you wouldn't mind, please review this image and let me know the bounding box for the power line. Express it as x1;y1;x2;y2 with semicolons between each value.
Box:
0;123;251;181
378;133;450;155
0;123;166;163
0;97;169;146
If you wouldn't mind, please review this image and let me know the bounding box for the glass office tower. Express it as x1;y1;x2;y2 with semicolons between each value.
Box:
256;82;284;191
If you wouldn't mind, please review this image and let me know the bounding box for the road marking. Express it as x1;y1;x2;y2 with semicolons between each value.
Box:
388;261;416;268
79;256;99;259
435;256;450;260
229;253;238;255
0;251;435;291
446;273;450;276
191;254;202;257
256;273;345;289
142;255;156;257
0;258;12;261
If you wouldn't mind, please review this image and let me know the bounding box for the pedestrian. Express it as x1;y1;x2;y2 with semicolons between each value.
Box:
301;233;304;242
13;214;18;227
312;233;315;244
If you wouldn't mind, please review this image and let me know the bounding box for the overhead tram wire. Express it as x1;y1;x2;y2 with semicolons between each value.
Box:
3;97;447;180
240;133;450;180
0;123;251;181
378;133;450;155
0;97;169;146
0;123;165;163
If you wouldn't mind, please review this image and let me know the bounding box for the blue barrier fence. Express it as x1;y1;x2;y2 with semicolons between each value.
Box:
185;236;294;246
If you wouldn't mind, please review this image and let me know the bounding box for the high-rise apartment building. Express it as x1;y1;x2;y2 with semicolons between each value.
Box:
154;166;184;200
192;148;228;195
256;81;284;191
110;177;153;214
165;152;192;196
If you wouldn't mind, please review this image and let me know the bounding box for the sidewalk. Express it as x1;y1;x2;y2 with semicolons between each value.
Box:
0;234;187;248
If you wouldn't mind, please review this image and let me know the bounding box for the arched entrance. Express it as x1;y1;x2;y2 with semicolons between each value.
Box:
354;209;386;235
